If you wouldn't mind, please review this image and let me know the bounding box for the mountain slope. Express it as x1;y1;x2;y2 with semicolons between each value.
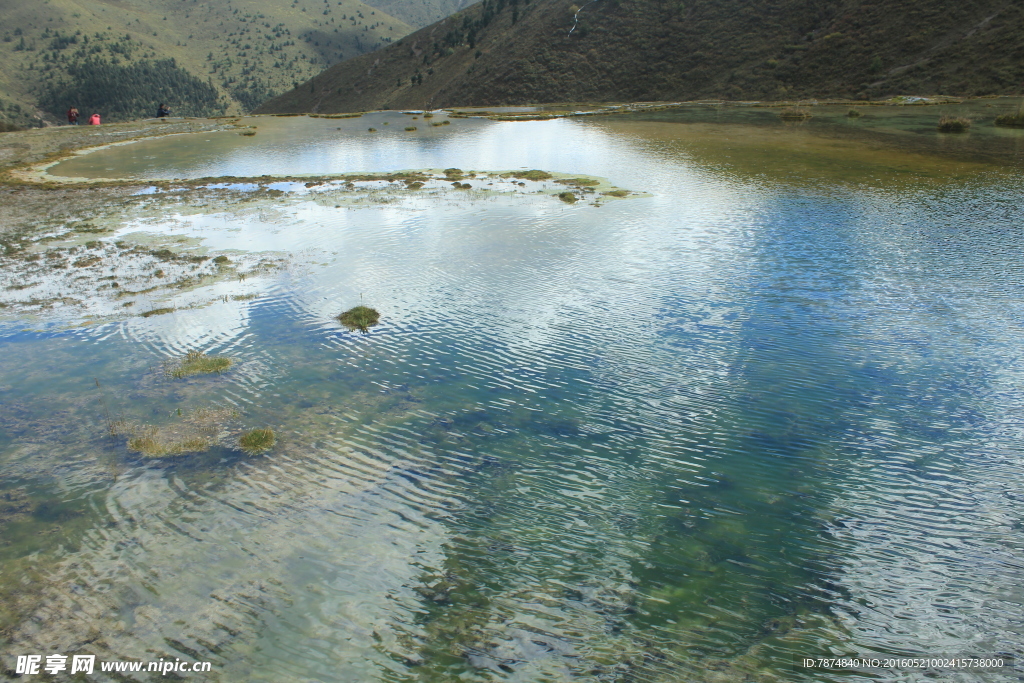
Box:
0;0;413;125
362;0;476;30
255;0;1024;114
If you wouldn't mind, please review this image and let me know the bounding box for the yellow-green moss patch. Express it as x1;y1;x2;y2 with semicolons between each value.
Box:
166;350;233;379
239;428;275;454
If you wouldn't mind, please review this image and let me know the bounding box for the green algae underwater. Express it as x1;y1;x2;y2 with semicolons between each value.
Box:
1;104;1024;681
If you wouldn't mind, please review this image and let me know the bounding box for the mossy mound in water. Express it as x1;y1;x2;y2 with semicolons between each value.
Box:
127;433;211;457
994;109;1024;127
110;407;239;458
338;305;380;332
166;350;233;378
513;169;552;181
557;191;578;203
556;177;600;187
778;107;812;120
937;115;970;132
239;428;275;454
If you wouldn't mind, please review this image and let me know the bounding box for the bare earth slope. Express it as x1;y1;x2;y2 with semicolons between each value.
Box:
255;0;1024;113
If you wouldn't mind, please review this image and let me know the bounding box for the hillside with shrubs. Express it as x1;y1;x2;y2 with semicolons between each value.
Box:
0;0;419;126
257;0;1024;113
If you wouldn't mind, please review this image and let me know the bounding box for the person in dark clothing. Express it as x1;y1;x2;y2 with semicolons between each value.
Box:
156;104;171;118
67;107;79;125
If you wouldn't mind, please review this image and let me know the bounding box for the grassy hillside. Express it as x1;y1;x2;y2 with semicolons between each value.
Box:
361;0;475;30
0;0;413;125
255;0;1024;113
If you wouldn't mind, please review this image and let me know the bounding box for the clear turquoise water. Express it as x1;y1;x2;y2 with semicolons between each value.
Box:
4;113;1024;681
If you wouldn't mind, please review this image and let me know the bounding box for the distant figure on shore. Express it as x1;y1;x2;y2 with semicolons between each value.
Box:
156;103;171;118
67;107;79;125
88;113;101;125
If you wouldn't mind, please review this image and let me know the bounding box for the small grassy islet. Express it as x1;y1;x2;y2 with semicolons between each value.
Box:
994;107;1024;127
110;407;240;458
937;115;970;133
166;350;233;378
513;169;553;181
338;305;381;333
239;428;275;455
778;107;812;120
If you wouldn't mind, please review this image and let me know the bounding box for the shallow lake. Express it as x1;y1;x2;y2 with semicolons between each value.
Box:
3;106;1024;681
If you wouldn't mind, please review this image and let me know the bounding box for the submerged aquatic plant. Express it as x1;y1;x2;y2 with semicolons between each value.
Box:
778;107;812;120
166;350;233;378
847;109;863;118
239;428;275;454
405;126;418;131
937;115;970;133
558;191;578;203
338;305;381;333
111;407;240;458
127;432;211;457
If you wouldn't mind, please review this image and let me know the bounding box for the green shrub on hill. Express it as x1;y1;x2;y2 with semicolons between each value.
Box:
259;0;1024;114
38;57;226;122
0;98;42;129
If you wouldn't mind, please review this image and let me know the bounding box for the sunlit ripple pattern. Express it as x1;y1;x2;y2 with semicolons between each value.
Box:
3;118;1024;682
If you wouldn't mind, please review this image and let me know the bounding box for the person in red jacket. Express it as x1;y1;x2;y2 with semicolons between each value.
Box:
88;113;101;125
67;107;79;125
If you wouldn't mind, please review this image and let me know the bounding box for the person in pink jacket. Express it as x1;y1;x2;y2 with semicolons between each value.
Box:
88;113;101;125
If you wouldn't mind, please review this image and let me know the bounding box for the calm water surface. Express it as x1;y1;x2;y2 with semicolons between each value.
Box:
3;111;1024;681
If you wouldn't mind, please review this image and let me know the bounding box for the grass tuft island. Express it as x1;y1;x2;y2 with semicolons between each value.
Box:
994;107;1024;128
239;428;275;454
937;115;970;133
166;350;233;378
338;305;381;333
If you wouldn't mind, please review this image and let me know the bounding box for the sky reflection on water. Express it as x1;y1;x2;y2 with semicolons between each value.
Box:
3;113;1024;681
